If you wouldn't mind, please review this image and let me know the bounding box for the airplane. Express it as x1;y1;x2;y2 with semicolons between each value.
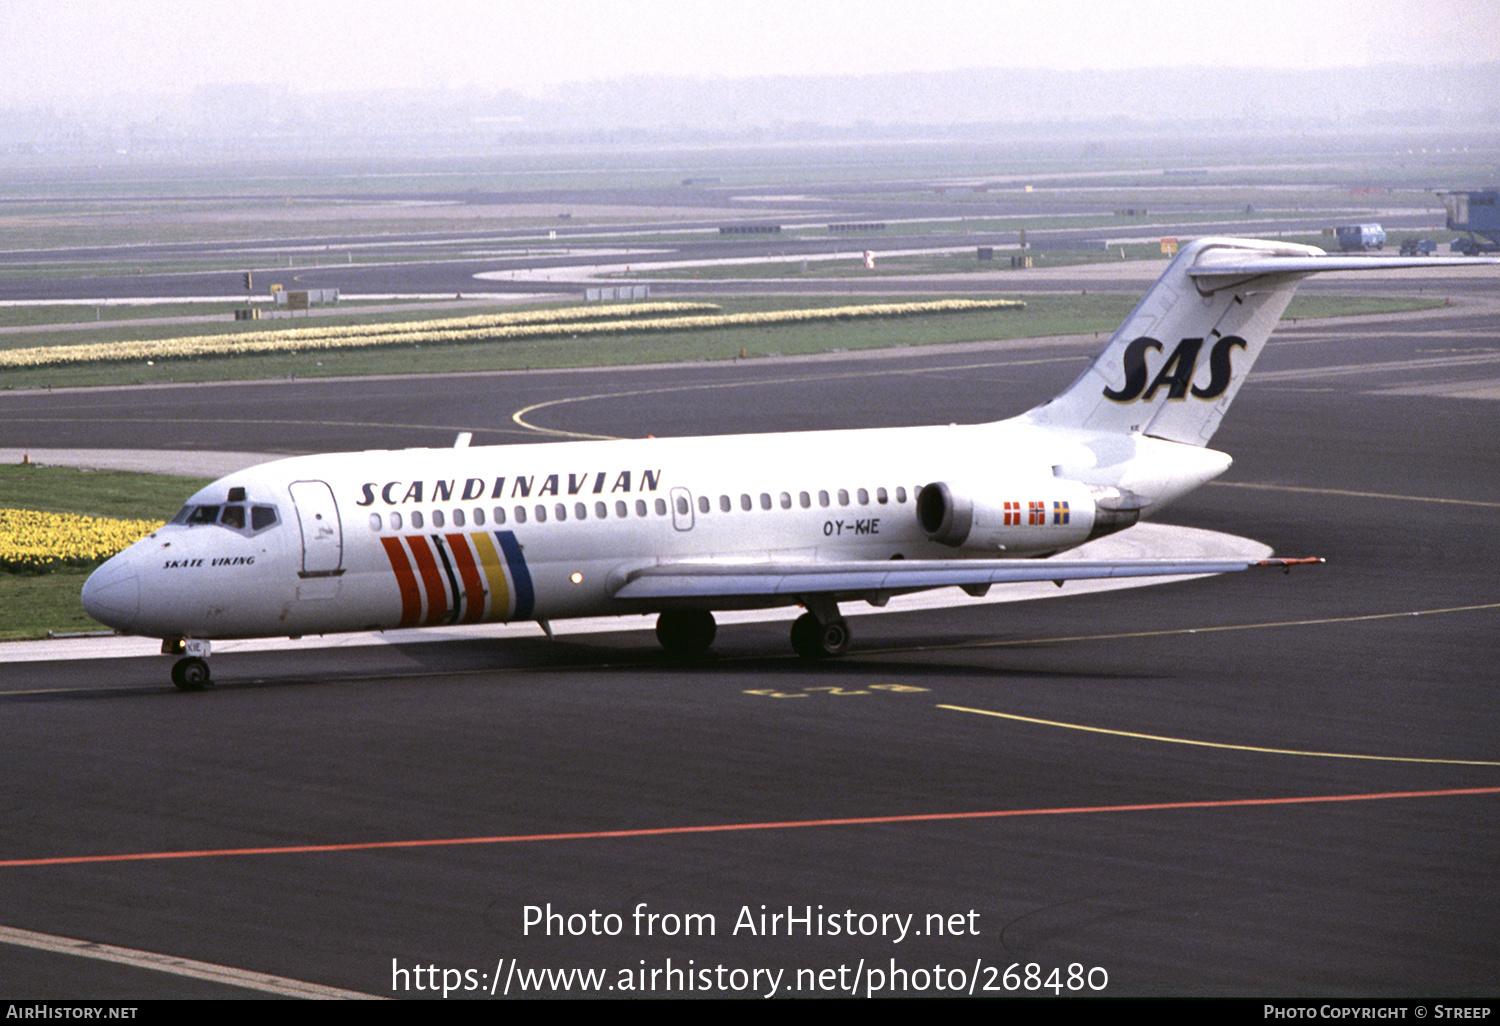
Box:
79;237;1497;689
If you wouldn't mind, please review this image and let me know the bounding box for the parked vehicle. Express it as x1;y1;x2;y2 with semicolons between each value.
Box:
1336;224;1386;251
1437;190;1500;254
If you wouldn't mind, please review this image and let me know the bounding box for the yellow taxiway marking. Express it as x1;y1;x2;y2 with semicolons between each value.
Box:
510;355;1084;439
0;924;380;999
1210;480;1500;509
937;705;1500;767
919;600;1500;654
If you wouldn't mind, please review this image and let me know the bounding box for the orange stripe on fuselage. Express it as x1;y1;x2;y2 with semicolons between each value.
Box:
444;533;487;624
379;536;423;627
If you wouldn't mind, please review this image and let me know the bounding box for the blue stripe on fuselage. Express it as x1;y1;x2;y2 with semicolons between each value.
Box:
495;531;534;620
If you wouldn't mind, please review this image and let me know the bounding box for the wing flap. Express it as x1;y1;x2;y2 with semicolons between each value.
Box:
611;556;1320;601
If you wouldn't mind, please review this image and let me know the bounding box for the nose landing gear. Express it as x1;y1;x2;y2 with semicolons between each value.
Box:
164;638;212;691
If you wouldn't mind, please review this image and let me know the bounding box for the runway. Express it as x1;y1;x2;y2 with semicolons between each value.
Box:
0;301;1496;998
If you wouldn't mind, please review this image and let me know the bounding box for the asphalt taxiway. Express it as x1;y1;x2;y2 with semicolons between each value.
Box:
0;298;1496;998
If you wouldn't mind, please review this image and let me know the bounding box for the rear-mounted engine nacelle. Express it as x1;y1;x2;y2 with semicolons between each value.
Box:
916;479;1119;554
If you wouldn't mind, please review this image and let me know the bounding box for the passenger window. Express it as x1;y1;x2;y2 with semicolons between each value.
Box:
896;486;907;503
514;506;526;524
432;509;445;528
535;505;547;523
799;491;811;509
741;494;752;511
390;511;403;530
759;493;771;510
857;488;869;504
411;510;424;529
575;502;587;520
719;495;731;512
555;504;567;521
636;499;647;516
818;490;830;507
676;495;689;515
494;506;506;525
616;500;628;518
474;508;485;527
838;489;850;506
698;495;710;514
369;513;383;531
596;501;608;519
655;498;668;516
779;492;791;509
453;509;465;527
876;487;888;504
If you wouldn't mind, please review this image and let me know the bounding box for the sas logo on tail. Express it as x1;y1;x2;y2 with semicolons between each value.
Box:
1103;335;1247;403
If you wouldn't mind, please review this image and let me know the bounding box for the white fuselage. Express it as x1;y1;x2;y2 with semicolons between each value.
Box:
82;414;1201;642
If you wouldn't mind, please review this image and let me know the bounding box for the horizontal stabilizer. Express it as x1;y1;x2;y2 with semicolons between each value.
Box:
1188;254;1500;285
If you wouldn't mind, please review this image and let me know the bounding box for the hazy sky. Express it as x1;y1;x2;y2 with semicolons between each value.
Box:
4;0;1497;106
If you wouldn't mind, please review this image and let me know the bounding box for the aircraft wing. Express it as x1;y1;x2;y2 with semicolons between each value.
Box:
609;556;1321;602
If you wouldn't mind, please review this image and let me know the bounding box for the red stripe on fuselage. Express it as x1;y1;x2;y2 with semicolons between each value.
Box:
379;536;423;628
404;536;450;626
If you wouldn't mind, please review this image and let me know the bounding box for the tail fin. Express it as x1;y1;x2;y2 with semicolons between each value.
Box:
1026;237;1324;446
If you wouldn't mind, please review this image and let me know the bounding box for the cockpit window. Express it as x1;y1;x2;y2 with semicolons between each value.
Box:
171;501;280;537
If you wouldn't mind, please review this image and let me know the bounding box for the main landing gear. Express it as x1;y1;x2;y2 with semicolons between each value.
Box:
164;638;212;691
654;601;853;660
654;609;718;656
789;611;851;660
789;596;851;660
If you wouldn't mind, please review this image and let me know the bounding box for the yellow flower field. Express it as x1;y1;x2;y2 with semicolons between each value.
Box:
0;509;159;573
0;299;1023;369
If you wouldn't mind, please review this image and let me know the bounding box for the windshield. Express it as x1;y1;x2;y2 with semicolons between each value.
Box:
170;502;281;537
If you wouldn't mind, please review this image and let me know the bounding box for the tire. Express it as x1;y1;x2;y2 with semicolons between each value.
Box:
818;618;852;658
655;610;717;654
171;657;210;692
790;612;822;659
791;612;851;659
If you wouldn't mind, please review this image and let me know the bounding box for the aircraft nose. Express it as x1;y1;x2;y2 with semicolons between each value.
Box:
81;556;139;631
